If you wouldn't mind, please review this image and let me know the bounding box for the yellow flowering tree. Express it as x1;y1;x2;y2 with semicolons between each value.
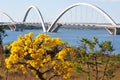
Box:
5;32;74;80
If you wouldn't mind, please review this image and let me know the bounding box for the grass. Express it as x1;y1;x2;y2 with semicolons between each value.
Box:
0;67;120;80
0;53;120;80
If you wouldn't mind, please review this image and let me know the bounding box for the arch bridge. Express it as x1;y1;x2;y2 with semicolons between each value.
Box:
0;12;16;31
0;3;120;35
47;3;120;35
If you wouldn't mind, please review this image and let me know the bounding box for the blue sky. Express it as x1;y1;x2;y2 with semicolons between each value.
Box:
0;0;120;23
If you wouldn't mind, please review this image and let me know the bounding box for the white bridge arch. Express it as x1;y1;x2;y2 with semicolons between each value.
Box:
47;3;117;35
23;5;46;32
0;12;16;31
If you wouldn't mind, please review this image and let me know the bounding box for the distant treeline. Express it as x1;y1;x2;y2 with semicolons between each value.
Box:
1;25;105;30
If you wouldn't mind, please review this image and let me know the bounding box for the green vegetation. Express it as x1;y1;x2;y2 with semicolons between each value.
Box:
74;37;117;80
0;27;6;54
0;32;120;80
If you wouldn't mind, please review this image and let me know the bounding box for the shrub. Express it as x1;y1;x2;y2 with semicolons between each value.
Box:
0;27;7;54
75;37;115;80
5;32;74;80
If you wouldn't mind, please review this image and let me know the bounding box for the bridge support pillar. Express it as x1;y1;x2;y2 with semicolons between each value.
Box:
20;24;25;31
107;27;120;35
116;28;120;35
15;25;19;31
51;23;62;32
15;24;25;31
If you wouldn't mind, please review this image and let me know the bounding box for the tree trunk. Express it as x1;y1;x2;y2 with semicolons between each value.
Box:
0;44;4;54
37;70;46;80
0;43;5;67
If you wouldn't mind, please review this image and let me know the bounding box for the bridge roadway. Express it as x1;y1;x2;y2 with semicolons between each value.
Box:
0;22;120;28
1;22;120;35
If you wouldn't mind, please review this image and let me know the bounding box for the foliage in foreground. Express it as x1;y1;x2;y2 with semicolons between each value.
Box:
74;37;116;80
5;32;74;80
0;27;7;54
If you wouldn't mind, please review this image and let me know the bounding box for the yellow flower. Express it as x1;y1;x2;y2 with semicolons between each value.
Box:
25;39;32;46
5;32;74;79
63;73;71;79
20;65;27;74
43;55;51;63
29;48;34;53
28;32;34;37
24;46;28;51
57;49;67;60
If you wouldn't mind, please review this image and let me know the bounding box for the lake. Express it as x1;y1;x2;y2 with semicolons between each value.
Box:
3;29;120;53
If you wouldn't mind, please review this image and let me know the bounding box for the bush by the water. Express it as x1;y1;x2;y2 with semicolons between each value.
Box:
74;37;118;80
5;32;74;80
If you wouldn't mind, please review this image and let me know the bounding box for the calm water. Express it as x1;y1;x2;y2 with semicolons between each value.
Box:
3;29;120;53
